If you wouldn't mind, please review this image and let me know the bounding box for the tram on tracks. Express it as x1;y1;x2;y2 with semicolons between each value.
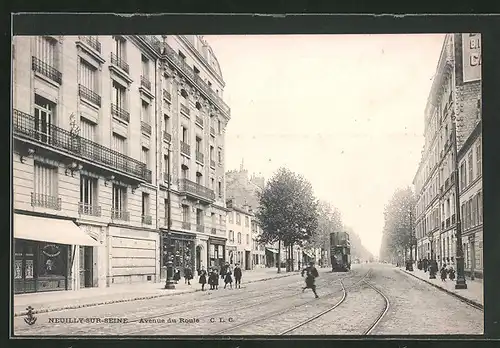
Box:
330;231;351;272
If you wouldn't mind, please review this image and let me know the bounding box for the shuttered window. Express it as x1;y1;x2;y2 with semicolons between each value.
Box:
112;133;126;153
35;36;57;67
80;118;96;141
80;59;97;91
34;162;57;196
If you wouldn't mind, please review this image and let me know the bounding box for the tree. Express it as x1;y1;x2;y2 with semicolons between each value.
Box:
310;200;343;266
379;186;416;264
255;167;319;273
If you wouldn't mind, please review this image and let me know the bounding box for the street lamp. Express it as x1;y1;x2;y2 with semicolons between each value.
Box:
165;145;175;290
451;112;467;289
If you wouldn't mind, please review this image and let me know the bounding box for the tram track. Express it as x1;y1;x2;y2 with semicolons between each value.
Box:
362;281;390;335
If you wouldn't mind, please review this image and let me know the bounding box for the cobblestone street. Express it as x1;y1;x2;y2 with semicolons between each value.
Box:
13;263;483;336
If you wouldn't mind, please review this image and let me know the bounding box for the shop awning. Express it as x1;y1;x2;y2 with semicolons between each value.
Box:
14;214;100;246
266;247;278;254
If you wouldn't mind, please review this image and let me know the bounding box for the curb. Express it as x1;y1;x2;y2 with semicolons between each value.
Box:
398;268;483;310
14;271;297;317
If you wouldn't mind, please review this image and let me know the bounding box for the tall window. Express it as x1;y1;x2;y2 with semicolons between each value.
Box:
211;178;215;190
196;137;202;152
218;148;222;163
460;162;466;190
141;55;150;79
245;216;249;227
476;142;482;177
35;36;57;68
236;213;241;225
114;36;126;59
164;114;170;132
34;162;57;198
218;120;221;134
142;192;150;216
211;212;216;226
228;212;233;223
80;175;97;206
196;172;202;185
79;59;97;92
237;232;242;244
182;205;190;222
210;146;214;161
196;209;203;225
112;184;127;212
112;133;126;153
218;181;222;198
182;127;188;143
80;118;96;141
34;95;54;144
246;234;249;245
112;81;126;109
163;154;169;175
478;191;482;223
229;230;234;242
141;147;149;168
181;166;189;180
141;101;150;123
468;152;474;186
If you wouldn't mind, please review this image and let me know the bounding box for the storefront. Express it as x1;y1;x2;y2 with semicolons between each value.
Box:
208;236;226;270
13;214;100;294
162;231;196;275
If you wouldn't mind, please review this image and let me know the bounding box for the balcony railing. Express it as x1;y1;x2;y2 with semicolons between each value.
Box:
182;221;191;230
210;159;216;168
211;227;216;235
111;209;130;221
163;172;172;183
111;104;130;123
180;104;190;116
196;224;205;233
31;56;62;85
31;192;61;210
163;43;230;116
163;131;171;143
142;215;152;225
180;141;190;156
78;36;101;53
141;75;151;91
78;84;101;107
78;202;102;217
195;116;204;127
210;126;216;136
196;151;204;164
141;121;152;135
163;89;171;101
178;178;216;202
110;53;130;74
451;214;456;225
14;109;151;183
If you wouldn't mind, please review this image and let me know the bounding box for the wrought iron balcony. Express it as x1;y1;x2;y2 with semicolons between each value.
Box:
141;75;151;90
14;109;151;183
195;116;204;127
180;103;190;116
31;56;62;85
111;209;130;221
78;36;101;53
180;141;190;156
141;121;152;135
182;221;191;230
196;224;205;233
196;151;204;164
210;159;216;168
31;192;61;210
163;131;171;143
78;84;101;107
210;126;215;136
163;89;171;101
178;178;216;202
78;202;102;217
111;104;130;123
110;53;129;74
162;43;230;116
142;215;152;225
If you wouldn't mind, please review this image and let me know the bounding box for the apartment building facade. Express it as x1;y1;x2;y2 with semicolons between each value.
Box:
226;200;253;270
413;33;482;273
12;34;231;294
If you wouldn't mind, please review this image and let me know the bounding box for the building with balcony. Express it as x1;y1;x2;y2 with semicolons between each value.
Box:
413;34;482;273
155;35;231;275
12;35;160;293
226;199;253;270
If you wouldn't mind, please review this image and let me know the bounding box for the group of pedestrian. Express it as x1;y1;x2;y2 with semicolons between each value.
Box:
198;262;243;291
440;263;456;281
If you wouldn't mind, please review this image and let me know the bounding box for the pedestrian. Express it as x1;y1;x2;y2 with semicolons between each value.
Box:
440;263;447;281
234;263;242;289
301;261;319;298
199;267;207;291
208;269;216;290
184;266;193;285
213;269;220;290
221;262;229;281
448;264;455;281
423;258;428;273
173;268;181;283
224;267;233;289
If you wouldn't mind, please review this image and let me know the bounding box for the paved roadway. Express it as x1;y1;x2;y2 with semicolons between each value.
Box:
13;263;483;336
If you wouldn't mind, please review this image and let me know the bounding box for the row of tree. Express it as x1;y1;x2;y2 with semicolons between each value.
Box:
379;186;416;264
254;167;350;273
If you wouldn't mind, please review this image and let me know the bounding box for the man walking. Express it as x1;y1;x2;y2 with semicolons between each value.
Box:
301;261;319;298
234;263;242;289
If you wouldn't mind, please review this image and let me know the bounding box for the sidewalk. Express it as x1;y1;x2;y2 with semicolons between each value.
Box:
398;267;483;309
14;267;298;317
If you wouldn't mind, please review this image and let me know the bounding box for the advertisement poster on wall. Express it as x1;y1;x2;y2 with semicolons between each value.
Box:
462;33;481;83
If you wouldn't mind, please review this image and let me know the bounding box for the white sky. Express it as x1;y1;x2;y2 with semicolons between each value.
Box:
206;34;446;257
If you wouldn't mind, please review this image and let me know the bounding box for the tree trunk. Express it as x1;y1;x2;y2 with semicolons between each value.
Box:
277;239;281;274
291;242;294;272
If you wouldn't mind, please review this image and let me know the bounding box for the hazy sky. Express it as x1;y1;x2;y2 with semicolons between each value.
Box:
206;34;446;257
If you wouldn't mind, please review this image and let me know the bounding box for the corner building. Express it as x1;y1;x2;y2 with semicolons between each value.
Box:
413;33;482;276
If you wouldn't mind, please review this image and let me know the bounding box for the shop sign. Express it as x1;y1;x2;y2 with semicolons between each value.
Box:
42;244;61;258
462;33;481;83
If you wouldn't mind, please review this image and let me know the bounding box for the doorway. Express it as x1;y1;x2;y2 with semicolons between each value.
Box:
245;251;251;270
79;246;93;288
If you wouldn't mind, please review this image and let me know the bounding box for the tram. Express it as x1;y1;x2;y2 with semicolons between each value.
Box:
330;231;351;272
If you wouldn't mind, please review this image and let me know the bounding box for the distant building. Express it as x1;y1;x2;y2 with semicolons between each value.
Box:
413;33;482;277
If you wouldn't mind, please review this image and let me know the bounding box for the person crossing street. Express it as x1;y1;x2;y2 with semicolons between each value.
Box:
301;261;319;298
